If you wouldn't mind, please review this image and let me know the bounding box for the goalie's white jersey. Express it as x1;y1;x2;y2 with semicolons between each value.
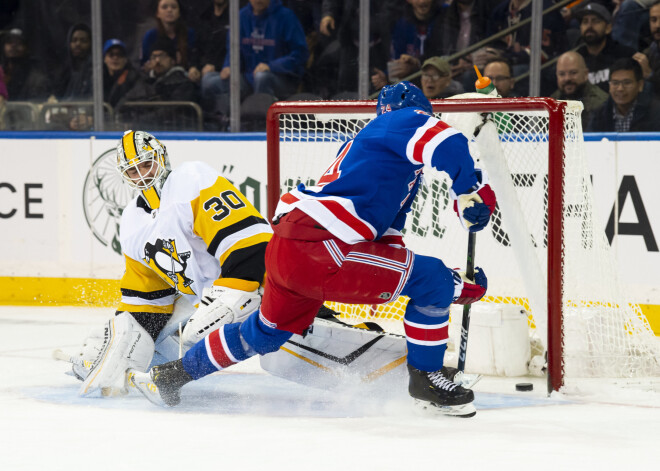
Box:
118;161;273;316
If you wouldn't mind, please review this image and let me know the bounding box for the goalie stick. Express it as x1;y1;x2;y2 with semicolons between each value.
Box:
454;232;482;389
52;348;156;395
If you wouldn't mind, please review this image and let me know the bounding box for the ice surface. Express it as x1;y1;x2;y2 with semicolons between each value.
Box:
0;306;657;471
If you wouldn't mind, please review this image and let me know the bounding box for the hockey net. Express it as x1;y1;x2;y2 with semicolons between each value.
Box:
266;96;660;392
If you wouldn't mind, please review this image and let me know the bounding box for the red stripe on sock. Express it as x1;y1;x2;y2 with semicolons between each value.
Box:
208;329;236;368
404;323;448;343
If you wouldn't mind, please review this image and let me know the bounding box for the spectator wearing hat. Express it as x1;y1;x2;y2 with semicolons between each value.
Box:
419;56;464;99
587;57;660;132
575;2;637;93
103;39;140;108
0;28;51;101
122;36;198;104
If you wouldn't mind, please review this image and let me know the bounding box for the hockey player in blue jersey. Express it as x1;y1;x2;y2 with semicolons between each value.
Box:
133;81;497;417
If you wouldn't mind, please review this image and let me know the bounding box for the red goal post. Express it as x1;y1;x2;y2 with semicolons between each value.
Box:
266;97;660;394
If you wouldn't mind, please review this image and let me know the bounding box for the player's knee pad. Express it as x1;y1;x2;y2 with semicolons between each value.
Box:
401;254;456;308
181;285;261;349
79;312;154;397
239;311;293;355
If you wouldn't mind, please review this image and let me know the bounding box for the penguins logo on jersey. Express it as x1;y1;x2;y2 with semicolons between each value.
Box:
143;238;196;295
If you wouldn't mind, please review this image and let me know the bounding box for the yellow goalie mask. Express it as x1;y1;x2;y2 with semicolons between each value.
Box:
116;130;171;209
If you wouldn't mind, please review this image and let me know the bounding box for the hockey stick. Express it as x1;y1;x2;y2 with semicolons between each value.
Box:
454;232;482;389
457;232;476;372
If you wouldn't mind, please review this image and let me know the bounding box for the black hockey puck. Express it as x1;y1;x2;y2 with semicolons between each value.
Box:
515;383;533;391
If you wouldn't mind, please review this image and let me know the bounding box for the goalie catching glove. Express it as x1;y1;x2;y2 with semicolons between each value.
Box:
180;281;261;349
452;169;496;232
452;267;487;304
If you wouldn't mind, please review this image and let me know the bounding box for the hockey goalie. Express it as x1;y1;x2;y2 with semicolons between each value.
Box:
57;130;271;396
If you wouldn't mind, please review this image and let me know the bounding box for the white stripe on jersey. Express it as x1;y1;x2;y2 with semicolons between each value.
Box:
405;116;461;167
421;127;461;167
276;188;377;244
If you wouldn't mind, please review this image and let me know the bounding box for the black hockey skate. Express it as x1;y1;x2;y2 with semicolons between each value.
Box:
131;359;193;407
408;364;476;418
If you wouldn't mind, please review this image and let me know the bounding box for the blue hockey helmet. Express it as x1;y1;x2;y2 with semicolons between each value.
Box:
376;81;433;116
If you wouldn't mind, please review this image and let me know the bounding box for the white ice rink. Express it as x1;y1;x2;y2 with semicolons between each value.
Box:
1;306;658;471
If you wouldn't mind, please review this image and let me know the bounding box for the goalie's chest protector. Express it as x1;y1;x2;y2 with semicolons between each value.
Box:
120;162;270;305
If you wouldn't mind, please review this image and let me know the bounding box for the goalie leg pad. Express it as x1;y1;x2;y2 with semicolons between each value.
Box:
180;286;261;348
79;312;155;396
259;317;407;390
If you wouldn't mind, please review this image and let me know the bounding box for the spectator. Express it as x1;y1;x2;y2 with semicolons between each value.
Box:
323;0;399;95
197;0;232;111
0;28;51;101
587;57;660;131
141;0;199;81
437;0;492;90
575;2;637;92
103;39;140;108
123;37;198;104
215;0;309;99
611;0;655;50
52;23;92;101
196;0;231;92
482;56;517;97
487;0;566;70
638;1;660;98
551;51;608;128
371;0;444;91
419;56;464;99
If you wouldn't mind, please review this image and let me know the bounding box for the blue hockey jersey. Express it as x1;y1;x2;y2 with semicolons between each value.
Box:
274;107;480;244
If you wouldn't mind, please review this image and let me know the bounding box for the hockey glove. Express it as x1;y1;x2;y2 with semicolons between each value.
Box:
452;169;496;232
452;267;487;304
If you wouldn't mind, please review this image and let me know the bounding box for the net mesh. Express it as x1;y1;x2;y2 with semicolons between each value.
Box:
274;99;660;382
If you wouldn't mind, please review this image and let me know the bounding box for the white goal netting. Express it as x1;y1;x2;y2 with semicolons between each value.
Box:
270;97;660;390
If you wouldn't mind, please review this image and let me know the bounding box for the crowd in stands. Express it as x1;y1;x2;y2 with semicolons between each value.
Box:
1;0;660;132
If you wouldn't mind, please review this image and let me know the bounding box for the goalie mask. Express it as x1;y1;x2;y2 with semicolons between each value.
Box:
116;130;171;210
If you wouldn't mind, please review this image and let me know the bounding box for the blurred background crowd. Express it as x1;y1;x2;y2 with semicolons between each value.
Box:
1;0;660;132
